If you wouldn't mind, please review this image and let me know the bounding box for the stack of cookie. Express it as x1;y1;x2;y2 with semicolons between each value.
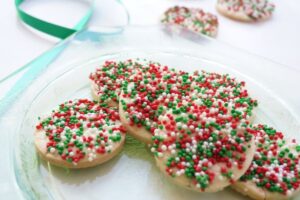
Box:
35;59;300;200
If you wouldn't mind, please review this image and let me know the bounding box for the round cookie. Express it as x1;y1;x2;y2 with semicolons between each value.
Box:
150;70;257;143
161;6;218;37
119;61;188;144
232;125;300;200
149;70;257;192
151;110;256;192
35;99;126;169
216;0;275;22
89;60;144;106
120;62;257;144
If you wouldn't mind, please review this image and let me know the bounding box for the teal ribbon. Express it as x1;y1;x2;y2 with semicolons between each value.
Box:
0;0;130;116
15;0;94;39
0;0;95;85
0;0;95;115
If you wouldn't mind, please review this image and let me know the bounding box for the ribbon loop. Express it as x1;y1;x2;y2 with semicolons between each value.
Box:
15;0;94;39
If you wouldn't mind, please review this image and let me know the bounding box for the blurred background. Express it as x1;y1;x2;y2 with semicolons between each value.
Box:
1;0;299;77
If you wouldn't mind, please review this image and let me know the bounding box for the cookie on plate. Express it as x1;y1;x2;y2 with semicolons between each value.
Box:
119;60;188;144
232;125;300;200
120;62;257;144
216;0;275;22
149;69;258;192
161;6;218;37
151;112;256;192
35;99;126;169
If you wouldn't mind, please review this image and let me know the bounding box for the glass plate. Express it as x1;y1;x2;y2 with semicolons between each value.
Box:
4;26;300;199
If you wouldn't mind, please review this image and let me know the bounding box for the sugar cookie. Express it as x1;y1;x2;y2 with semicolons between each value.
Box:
216;0;275;22
162;6;218;37
152;115;255;192
120;62;257;144
35;99;126;169
119;61;187;144
232;125;300;200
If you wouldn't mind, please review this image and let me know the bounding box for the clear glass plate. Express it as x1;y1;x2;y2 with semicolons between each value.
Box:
4;26;300;199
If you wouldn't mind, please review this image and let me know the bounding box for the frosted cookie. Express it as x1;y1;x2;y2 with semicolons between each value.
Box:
161;6;218;37
232;125;300;200
89;60;143;107
151;112;256;192
189;70;257;123
120;62;257;144
149;70;257;143
35;99;126;169
216;0;275;22
149;70;257;192
120;61;189;144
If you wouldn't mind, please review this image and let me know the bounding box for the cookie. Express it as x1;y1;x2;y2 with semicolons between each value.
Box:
216;0;275;22
232;125;300;200
151;111;256;192
120;62;257;144
35;99;126;169
161;6;218;37
119;61;188;144
148;69;258;192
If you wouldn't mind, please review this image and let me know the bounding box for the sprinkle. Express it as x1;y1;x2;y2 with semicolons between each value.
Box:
239;124;300;196
36;99;126;165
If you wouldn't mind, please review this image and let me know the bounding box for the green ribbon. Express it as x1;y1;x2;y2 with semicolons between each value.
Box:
0;2;127;198
15;0;94;39
0;0;94;85
0;0;130;116
0;0;95;115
